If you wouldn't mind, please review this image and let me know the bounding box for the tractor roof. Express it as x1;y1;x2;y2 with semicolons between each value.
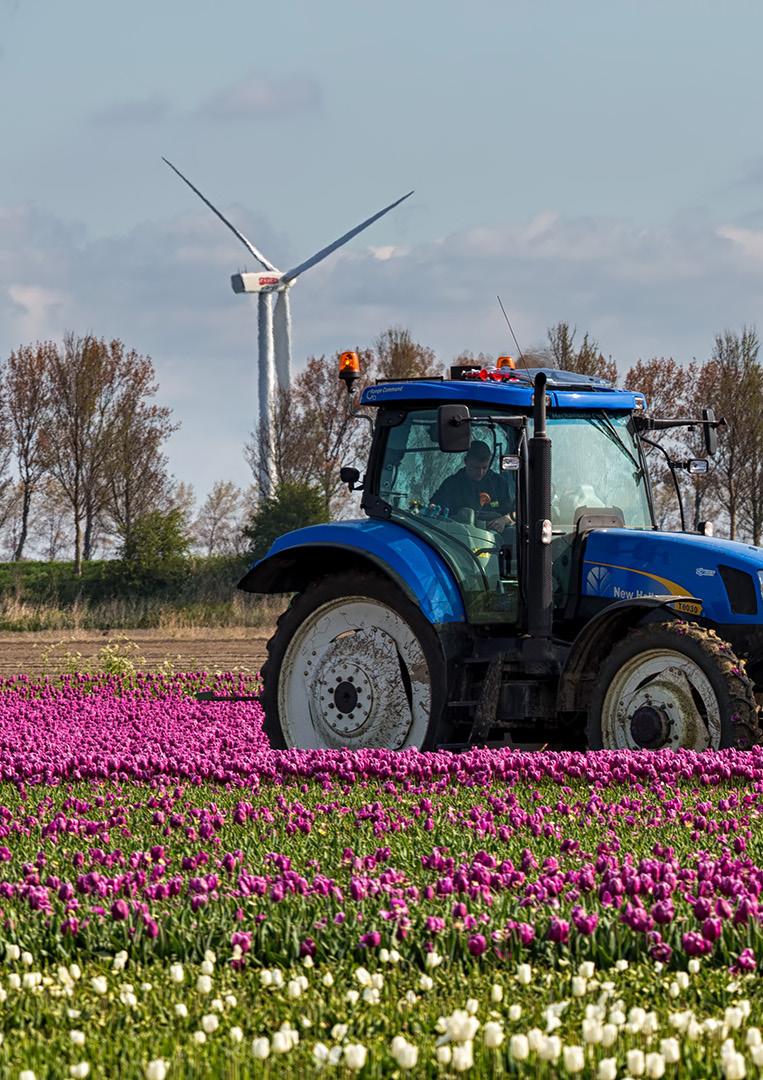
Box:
360;366;645;413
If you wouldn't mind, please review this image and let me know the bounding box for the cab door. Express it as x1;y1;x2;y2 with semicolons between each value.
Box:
375;407;520;625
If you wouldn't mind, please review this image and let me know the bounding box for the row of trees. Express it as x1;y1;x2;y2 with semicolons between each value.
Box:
3;321;763;574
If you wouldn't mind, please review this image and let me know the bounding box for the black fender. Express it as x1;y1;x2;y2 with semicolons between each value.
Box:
556;595;699;713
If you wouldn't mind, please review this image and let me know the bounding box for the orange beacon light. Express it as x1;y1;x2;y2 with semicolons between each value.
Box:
339;351;361;393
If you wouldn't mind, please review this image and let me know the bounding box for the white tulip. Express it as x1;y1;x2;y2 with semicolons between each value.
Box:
583;1018;603;1044
200;960;214;977
722;1052;747;1080
69;1065;90;1079
8;974;20;990
192;1031;206;1045
5;944;20;962
688;958;700;974
196;975;212;995
483;1021;504;1049
726;1007;745;1031
313;1043;329;1064
346;988;360;1005
419;974;434;992
113;951;128;972
508;1004;522;1022
70;1031;85;1047
174;1003;188;1018
564;1045;585;1073
436;1045;452;1065
19;1072;36;1080
538;1035;561;1062
271;1031;292;1054
646;1051;666;1078
225;994;237;1008
322;972;334;988
354;967;371;987
252;1037;270;1060
598;1058;617;1080
660;1037;680;1063
91;976;108;995
169;964;184;984
144;1063;167;1080
509;1033;530;1061
390;1036;418;1070
572;977;587;997
747;1028;762;1048
201;1014;219;1034
752;1046;763;1068
451;1041;474;1072
491;983;503;1003
517;963;532;985
579;961;595;979
426;951;442;969
229;1027;243;1044
627;1048;646;1077
287;979;302;999
331;1024;348;1041
344;1044;368;1071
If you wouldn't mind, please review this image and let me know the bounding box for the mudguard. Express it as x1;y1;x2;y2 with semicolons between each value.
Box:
238;520;467;626
556;594;694;713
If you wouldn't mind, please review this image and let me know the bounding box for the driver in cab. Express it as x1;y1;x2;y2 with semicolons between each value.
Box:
431;440;515;532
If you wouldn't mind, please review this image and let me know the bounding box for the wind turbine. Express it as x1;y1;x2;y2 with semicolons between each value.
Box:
163;158;413;496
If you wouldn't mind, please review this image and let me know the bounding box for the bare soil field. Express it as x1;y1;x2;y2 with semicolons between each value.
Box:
0;627;275;676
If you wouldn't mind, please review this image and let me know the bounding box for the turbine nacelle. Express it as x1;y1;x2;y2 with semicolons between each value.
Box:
231;271;285;294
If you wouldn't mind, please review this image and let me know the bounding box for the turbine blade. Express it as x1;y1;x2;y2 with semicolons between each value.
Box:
162;157;279;274
280;190;414;284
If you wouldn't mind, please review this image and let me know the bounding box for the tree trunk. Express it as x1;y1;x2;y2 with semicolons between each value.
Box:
13;485;32;561
73;516;83;576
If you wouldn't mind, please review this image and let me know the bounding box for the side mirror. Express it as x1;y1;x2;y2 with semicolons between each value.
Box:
438;404;471;453
340;466;361;491
702;408;717;457
697;520;714;537
686;458;709;475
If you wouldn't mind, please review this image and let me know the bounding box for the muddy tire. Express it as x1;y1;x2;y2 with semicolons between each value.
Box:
587;621;760;750
261;571;449;750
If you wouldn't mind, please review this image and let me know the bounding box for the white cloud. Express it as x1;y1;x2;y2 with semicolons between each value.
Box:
195;74;321;121
7;284;67;342
717;224;763;263
90;93;171;126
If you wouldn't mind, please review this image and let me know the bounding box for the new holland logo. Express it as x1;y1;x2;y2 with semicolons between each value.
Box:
586;565;611;595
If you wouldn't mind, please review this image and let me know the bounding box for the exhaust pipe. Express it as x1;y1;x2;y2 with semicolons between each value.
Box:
527;372;553;639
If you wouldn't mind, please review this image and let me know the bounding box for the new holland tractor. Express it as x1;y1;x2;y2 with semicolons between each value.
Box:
239;356;763;752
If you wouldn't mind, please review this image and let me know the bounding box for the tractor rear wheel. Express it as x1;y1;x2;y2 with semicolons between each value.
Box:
588;621;760;750
261;571;449;750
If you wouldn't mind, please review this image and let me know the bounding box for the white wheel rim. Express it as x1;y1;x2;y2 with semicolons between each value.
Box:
600;648;721;750
278;596;433;750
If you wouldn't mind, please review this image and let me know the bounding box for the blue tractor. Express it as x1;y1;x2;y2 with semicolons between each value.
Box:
240;359;763;752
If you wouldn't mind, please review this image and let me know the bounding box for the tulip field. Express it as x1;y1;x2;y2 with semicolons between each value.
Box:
1;674;763;1077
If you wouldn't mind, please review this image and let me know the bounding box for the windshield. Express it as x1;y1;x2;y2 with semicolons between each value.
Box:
546;411;653;531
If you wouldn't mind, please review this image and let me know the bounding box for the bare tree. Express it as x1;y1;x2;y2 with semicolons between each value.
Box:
703;328;763;542
194;480;243;555
545;322;618;384
373;327;441;380
44;334;143;574
6;342;54;560
100;350;177;544
32;478;71;561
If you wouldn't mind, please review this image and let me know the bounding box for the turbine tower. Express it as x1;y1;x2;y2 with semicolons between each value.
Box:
163;159;413;496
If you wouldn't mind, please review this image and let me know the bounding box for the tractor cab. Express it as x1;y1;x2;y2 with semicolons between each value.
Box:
361;367;653;631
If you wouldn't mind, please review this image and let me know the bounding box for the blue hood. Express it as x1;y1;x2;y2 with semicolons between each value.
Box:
582;529;763;624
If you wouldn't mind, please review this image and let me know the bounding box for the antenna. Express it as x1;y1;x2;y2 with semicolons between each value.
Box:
496;295;529;373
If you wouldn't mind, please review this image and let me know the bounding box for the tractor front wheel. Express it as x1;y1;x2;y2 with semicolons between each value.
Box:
261;571;449;750
588;621;760;750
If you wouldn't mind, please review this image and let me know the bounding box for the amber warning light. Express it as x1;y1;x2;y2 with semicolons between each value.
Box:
496;355;516;370
339;351;361;393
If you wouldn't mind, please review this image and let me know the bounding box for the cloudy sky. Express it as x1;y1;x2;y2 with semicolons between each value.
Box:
2;0;763;496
